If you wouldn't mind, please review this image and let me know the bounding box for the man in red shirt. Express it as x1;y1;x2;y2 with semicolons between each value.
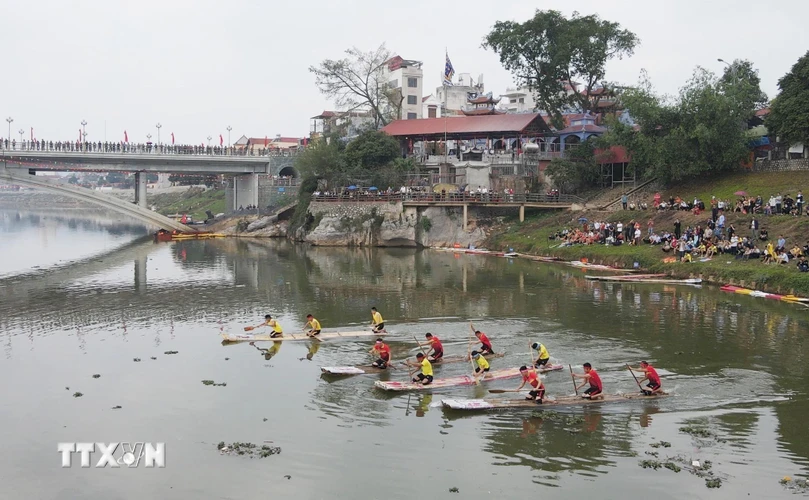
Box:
418;333;444;361
573;362;603;399
516;366;545;404
628;361;662;395
369;338;391;369
469;323;494;354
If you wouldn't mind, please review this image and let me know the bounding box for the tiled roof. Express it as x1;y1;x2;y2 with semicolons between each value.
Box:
382;113;551;138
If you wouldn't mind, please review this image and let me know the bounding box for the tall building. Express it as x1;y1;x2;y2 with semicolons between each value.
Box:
382;56;424;120
501;87;536;113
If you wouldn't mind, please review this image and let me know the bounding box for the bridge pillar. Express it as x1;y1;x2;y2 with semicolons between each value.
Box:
233;173;258;210
519;205;525;222
463;203;468;231
134;172;147;208
134;253;147;292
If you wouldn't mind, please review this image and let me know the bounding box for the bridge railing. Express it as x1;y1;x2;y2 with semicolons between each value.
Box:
312;192;583;205
0;141;301;158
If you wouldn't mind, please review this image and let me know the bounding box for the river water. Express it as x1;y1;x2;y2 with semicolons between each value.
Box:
1;207;808;499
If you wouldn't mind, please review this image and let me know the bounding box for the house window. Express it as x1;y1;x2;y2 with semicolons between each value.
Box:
407;77;418;88
407;112;418;120
407;95;417;105
510;98;517;104
519;98;525;103
428;106;437;118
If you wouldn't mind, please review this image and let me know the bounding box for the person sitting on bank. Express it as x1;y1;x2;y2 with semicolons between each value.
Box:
797;256;809;273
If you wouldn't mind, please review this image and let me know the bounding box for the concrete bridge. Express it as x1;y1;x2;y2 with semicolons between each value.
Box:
0;146;300;228
0;165;193;231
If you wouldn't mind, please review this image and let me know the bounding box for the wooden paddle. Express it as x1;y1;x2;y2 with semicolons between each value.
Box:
627;363;645;392
529;342;536;367
468;329;480;385
488;389;527;394
569;364;579;396
244;326;254;332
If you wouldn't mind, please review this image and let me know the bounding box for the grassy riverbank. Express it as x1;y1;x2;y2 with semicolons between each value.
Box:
151;187;226;220
486;172;809;296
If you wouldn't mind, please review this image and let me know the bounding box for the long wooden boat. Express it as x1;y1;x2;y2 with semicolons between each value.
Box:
320;353;506;375
374;367;522;392
586;275;702;285
584;274;666;281
221;330;384;343
154;231;226;242
567;261;632;272
441;392;670;410
720;285;809;303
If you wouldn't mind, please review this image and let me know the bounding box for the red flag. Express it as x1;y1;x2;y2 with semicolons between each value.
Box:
171;132;175;145
264;136;268;147
124;130;129;143
220;134;223;146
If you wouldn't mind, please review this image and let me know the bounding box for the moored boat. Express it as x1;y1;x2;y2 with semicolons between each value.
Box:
720;285;809;303
441;392;670;410
374;367;522;392
585;275;702;285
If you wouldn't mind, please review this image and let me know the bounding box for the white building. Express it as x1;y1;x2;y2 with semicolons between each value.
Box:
435;73;485;113
501;87;536;113
382;56;424;120
421;95;443;118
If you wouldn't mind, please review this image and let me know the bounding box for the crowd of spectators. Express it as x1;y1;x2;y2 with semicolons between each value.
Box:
551;189;809;273
1;138;299;157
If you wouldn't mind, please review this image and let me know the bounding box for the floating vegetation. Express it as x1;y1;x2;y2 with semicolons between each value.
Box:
202;380;227;387
705;478;722;488
664;462;681;473
92;374;100;379
449;487;459;493
164;351;179;355
151;357;157;360
65;387;70;391
530;410;585;426
73;392;83;398
679;425;715;438
645;451;659;458
133;358;141;362
263;418;268;422
111;406;122;410
650;441;671;448
639;459;661;470
216;441;280;458
225;358;230;361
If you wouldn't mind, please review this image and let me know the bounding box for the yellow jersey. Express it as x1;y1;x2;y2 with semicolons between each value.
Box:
308;318;321;330
372;311;384;325
535;343;550;360
266;319;282;334
420;358;433;377
476;356;490;370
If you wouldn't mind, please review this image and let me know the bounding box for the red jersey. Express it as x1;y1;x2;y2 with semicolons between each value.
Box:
376;344;390;360
429;337;443;352
522;371;540;388
477;332;492;349
587;369;602;391
645;365;660;385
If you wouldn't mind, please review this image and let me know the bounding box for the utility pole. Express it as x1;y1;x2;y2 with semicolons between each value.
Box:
226;125;232;147
156;123;162;146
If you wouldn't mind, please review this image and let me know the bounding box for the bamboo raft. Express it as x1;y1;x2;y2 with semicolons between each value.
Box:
320;353;506;375
221;330;384;343
374;367;523;392
441;392;670;410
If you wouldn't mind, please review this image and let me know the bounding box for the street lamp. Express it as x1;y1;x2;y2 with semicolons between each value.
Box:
82;131;88;143
226;125;232;147
18;129;23;145
81;119;87;138
5;117;12;146
156;123;162;145
146;134;152;142
717;58;738;85
207;135;212;147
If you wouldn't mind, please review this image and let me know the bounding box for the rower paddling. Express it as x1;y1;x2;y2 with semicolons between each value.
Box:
471;351;491;382
371;307;386;333
304;314;322;337
250;314;283;338
418;333;444;362
469;323;494;355
572;362;603;399
403;353;433;385
627;361;662;395
531;342;551;368
516;365;545;404
369;338;392;369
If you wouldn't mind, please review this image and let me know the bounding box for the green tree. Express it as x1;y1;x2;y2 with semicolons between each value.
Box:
545;139;599;192
483;10;639;127
766;50;809;147
294;137;346;188
343;130;400;171
718;59;768;115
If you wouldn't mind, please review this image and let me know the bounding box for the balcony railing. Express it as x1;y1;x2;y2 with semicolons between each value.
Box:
311;191;583;205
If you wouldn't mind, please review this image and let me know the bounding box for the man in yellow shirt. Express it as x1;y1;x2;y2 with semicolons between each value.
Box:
472;351;490;382
305;314;321;337
370;307;385;333
531;342;551;368
404;353;433;385
251;315;283;338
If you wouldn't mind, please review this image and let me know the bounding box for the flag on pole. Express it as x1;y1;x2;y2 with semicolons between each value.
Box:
443;51;455;86
124;130;128;143
219;134;223;146
171;132;175;144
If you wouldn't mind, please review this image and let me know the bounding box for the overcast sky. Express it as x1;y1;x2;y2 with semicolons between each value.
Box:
1;0;807;144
